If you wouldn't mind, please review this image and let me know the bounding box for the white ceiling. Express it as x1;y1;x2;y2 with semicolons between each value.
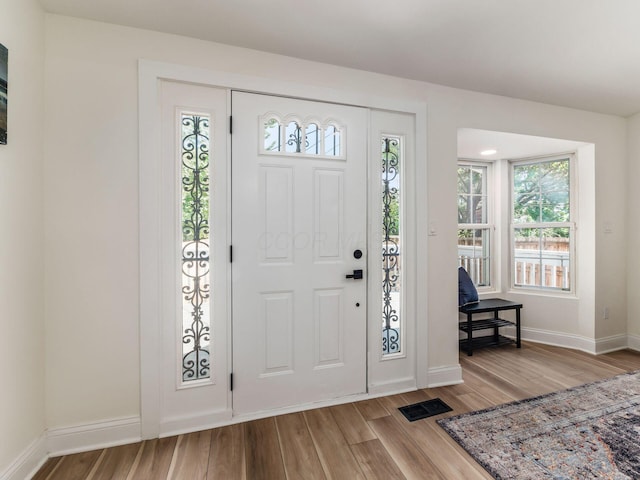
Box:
38;0;640;117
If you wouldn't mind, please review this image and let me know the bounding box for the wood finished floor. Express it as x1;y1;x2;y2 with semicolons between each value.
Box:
33;343;640;480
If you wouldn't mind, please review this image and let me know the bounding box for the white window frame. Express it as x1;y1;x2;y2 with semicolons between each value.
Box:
457;160;495;290
509;154;577;294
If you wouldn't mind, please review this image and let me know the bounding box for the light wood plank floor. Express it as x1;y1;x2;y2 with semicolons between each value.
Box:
33;343;640;479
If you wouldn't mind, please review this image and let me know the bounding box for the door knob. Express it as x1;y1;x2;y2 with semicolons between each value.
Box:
345;269;363;280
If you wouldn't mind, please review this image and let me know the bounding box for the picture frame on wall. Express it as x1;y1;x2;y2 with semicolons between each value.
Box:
0;43;7;145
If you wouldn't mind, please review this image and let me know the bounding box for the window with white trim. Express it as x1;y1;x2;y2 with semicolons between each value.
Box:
457;154;576;295
457;162;493;287
382;136;403;356
180;112;212;383
511;155;574;292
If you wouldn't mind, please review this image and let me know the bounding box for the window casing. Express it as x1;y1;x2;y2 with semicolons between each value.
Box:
457;162;493;288
510;155;575;292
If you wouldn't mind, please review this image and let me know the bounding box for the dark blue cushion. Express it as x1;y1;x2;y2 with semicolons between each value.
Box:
458;267;479;306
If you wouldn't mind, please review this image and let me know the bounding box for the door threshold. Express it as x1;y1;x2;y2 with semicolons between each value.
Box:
231;385;417;426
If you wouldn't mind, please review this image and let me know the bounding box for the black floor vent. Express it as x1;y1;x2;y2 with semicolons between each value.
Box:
398;398;453;422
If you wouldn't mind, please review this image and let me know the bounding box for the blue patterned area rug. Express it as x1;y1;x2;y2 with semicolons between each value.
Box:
437;371;640;479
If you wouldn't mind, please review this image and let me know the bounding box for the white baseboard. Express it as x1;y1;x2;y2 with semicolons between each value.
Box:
594;334;629;354
0;434;47;480
627;334;640;352
503;326;631;355
501;326;597;354
425;364;463;388
47;416;141;457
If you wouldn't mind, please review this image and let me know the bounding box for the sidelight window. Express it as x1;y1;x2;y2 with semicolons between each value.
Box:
180;113;211;383
382;136;402;356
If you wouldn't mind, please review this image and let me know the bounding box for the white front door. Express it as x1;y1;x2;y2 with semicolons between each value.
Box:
232;92;368;414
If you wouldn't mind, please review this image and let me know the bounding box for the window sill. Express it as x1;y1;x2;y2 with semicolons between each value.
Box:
507;288;577;300
477;289;500;297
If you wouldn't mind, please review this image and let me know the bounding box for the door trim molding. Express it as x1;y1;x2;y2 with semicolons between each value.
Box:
139;60;428;438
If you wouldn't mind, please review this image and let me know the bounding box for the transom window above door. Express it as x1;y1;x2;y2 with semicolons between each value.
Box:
261;114;344;158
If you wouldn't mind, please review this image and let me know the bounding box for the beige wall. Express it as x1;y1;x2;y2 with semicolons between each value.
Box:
43;14;628;430
0;0;45;473
627;113;640;340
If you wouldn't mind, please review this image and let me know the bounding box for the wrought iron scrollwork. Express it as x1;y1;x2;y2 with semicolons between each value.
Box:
181;114;211;381
263;116;342;157
382;137;400;355
383;328;400;355
286;123;309;153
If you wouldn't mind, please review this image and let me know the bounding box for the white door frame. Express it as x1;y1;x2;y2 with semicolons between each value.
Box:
139;60;428;439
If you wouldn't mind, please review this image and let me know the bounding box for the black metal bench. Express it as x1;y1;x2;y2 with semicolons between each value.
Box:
459;298;522;356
